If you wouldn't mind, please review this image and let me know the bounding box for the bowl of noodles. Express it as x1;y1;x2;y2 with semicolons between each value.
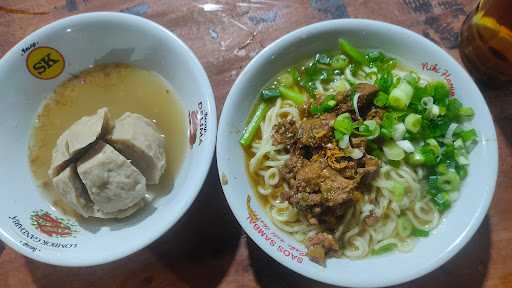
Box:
217;19;498;287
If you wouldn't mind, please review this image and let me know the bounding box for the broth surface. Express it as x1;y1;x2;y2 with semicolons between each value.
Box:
29;63;187;217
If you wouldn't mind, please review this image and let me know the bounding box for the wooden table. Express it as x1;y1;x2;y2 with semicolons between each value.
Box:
0;1;510;287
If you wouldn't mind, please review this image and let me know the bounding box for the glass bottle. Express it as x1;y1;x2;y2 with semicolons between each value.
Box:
459;0;512;87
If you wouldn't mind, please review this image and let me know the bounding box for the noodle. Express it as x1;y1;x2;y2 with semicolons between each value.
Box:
247;97;443;258
246;54;464;259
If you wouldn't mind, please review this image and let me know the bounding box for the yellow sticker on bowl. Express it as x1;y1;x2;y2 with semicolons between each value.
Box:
26;46;65;80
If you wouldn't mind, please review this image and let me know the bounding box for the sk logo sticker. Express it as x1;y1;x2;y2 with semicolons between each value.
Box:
26;47;65;80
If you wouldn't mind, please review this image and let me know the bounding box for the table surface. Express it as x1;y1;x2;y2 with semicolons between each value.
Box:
0;0;510;287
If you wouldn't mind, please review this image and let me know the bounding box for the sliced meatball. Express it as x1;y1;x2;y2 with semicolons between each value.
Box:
77;142;146;213
49;108;112;177
108;112;166;184
92;199;145;219
52;164;94;217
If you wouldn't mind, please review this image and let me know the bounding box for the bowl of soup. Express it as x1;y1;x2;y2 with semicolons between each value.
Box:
217;19;497;287
0;12;216;266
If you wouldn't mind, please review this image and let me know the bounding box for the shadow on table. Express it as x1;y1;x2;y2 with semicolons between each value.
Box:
247;239;335;288
25;159;242;288
397;215;491;288
0;241;4;257
248;216;491;288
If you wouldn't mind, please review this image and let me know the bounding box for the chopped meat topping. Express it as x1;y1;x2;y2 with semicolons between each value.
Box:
272;119;298;146
354;83;379;112
305;232;340;265
350;137;367;150
367;108;386;124
334;90;353;115
297;113;335;147
283;154;378;209
272;83;383;264
325;146;354;170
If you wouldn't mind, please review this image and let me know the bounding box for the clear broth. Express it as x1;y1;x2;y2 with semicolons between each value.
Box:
28;63;187;217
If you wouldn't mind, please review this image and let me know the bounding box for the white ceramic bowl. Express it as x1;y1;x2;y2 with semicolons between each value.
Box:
0;12;216;266
217;19;498;287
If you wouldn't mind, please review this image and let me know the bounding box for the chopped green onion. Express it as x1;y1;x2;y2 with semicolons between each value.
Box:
330;77;350;93
407;145;437;167
300;79;318;96
458;106;475;119
357;120;380;139
446;98;462;120
456;165;468;179
376;70;394;94
374;91;389;107
436;163;449;174
418;145;437;166
240;102;270;146
316;94;337;113
371;243;397;255
339;39;366;64
334;113;353;134
438;171;461;192
260;88;281;101
344;65;358;85
392;123;406;141
427;175;440;191
330;54;349;69
406;151;424;166
309;94;337;115
396;140;414;153
338;133;350;148
425;139;441;155
334;130;344;141
403;72;420;86
458;129;478;143
444;123;459;142
398;216;413;238
380;112;401;139
277;73;294;86
383;141;405;160
411;228;430;237
454;138;464;149
429;81;450;107
314;53;331;65
389;81;414;110
426;104;440;119
432;192;451;212
457;154;470;165
310;105;321;115
279;86;305;105
289;67;300;83
366;50;385;64
404;113;422;133
421;96;434;108
390;181;406;201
